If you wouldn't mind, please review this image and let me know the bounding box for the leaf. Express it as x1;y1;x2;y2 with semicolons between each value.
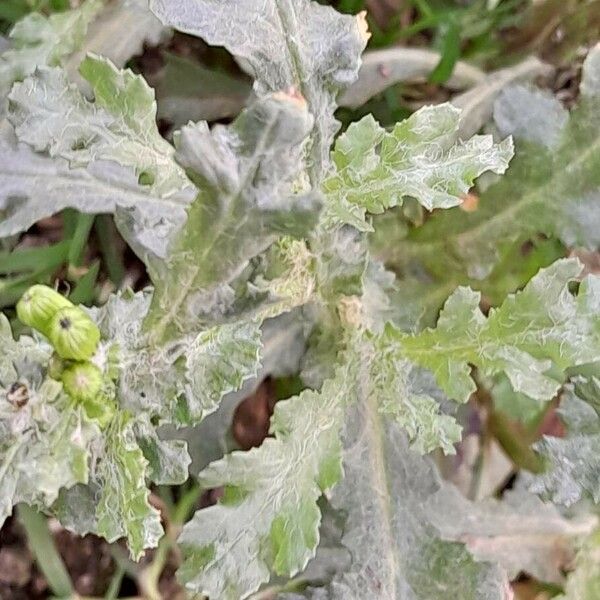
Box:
0;0;102;106
393;45;600;281
66;0;166;89
53;412;164;560
558;529;600;600
144;93;322;342
0;119;193;262
0;316;97;527
149;0;369;181
94;412;164;559
371;351;463;455
323;104;513;229
133;416;191;485
8;55;191;198
311;405;510;600
529;376;600;506
427;486;596;584
91;290;263;425
393;259;600;403
177;366;354;599
153;52;251;129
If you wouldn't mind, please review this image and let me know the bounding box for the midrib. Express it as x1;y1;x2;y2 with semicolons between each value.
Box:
273;0;321;185
361;360;400;597
148;109;281;344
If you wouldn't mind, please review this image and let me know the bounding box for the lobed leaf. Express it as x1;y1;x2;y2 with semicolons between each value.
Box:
92;290;263;425
0;316;97;527
0;119;193;262
8;55;191;198
323;105;513;230
144;93;322;342
0;0;102;107
177;366;354;599
390;45;600;281
309;405;509;600
53;413;165;560
149;0;369;181
529;376;600;506
392;259;600;404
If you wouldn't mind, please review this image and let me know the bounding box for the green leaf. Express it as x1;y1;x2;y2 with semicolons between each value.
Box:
65;0;166;87
149;0;368;181
371;351;463;454
311;413;592;598
558;529;600;600
177;366;354;599
91;290;263;425
0;315;97;527
323;105;513;229
8;55;191;197
145;93;322;342
429;18;461;84
530;376;600;506
0;0;102;105
312;405;509;599
392;45;600;281
94;412;163;559
133;416;191;485
53;412;164;560
392;259;600;404
0;120;193;263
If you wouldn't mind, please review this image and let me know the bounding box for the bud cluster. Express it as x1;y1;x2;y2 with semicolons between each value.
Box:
16;285;114;427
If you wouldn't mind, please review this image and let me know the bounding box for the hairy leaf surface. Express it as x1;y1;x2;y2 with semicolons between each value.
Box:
145;93;321;342
53;413;165;560
92;290;263;425
530;376;600;506
0;0;102;107
323;105;513;230
310;405;509;600
389;45;600;281
149;0;368;180
9;55;190;198
0;316;97;527
393;259;600;403
0;120;192;261
177;367;354;599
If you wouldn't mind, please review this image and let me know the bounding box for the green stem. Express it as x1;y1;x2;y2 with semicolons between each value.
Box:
139;484;201;599
104;563;125;600
17;504;74;598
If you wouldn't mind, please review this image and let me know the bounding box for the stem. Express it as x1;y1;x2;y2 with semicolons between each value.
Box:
104;563;125;600
139;484;201;599
17;504;74;598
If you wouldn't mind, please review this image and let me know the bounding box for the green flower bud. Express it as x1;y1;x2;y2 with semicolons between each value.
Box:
16;285;72;336
49;306;100;361
61;362;103;403
61;363;115;428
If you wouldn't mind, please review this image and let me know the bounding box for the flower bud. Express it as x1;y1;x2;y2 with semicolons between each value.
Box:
61;362;103;403
16;285;72;336
49;306;100;361
61;363;115;428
